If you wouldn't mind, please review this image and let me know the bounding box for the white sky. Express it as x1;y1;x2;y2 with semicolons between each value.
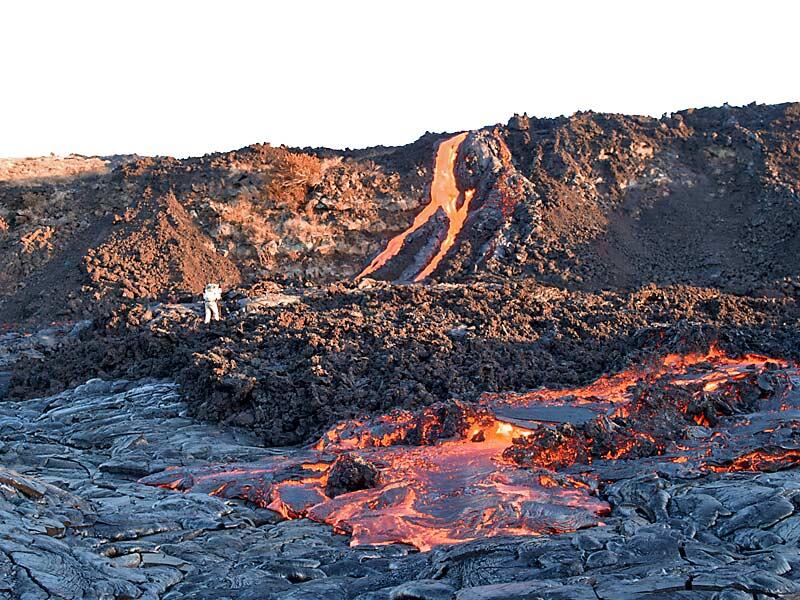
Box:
1;0;798;158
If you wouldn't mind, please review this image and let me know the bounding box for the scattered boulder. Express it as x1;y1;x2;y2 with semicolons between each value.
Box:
325;453;382;498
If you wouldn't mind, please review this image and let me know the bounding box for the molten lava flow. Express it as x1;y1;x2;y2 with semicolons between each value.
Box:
142;345;799;551
413;187;475;282
705;448;800;473
491;345;798;469
144;418;606;550
304;436;606;550
356;132;475;281
490;345;783;408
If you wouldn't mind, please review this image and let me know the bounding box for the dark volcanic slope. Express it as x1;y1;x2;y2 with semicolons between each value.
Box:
1;102;799;325
0;145;432;325
496;104;800;293
368;103;800;292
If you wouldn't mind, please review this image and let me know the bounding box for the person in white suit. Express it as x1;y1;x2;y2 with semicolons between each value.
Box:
203;283;222;323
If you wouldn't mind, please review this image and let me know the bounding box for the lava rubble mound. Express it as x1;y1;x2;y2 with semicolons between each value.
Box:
9;280;800;448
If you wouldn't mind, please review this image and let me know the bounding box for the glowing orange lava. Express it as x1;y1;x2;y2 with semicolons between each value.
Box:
488;344;785;416
357;132;475;281
706;449;800;473
142;346;799;551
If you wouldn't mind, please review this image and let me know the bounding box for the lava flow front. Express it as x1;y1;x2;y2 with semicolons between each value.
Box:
142;346;800;551
143;412;608;551
357;132;475;282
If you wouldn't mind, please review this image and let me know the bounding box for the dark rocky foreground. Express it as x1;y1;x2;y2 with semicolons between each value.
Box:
4;375;800;599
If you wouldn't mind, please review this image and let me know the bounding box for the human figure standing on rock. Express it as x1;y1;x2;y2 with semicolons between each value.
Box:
202;283;222;323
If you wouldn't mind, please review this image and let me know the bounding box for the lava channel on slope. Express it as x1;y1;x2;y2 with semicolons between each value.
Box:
142;346;800;551
357;132;475;282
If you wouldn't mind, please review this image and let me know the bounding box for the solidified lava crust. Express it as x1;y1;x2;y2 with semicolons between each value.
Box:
9;283;800;450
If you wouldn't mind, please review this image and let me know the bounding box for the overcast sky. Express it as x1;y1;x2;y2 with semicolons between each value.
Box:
1;0;798;158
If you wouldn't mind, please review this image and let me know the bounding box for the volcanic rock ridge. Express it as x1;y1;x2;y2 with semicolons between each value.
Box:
2;101;799;325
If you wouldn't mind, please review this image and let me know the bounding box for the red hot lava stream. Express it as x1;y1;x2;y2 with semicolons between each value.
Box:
357;132;475;282
142;347;800;551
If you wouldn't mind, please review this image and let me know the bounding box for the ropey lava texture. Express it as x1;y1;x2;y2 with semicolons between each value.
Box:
5;375;800;598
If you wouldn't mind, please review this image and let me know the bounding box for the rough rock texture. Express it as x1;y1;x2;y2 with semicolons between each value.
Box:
0;157;133;320
324;454;382;498
2;103;799;325
481;103;800;295
0;139;434;325
10;280;799;446
82;189;242;301
0;155;117;183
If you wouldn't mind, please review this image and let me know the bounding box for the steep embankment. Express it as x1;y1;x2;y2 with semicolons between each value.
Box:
0;187;241;324
10;281;800;446
0;141;437;325
497;103;800;293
